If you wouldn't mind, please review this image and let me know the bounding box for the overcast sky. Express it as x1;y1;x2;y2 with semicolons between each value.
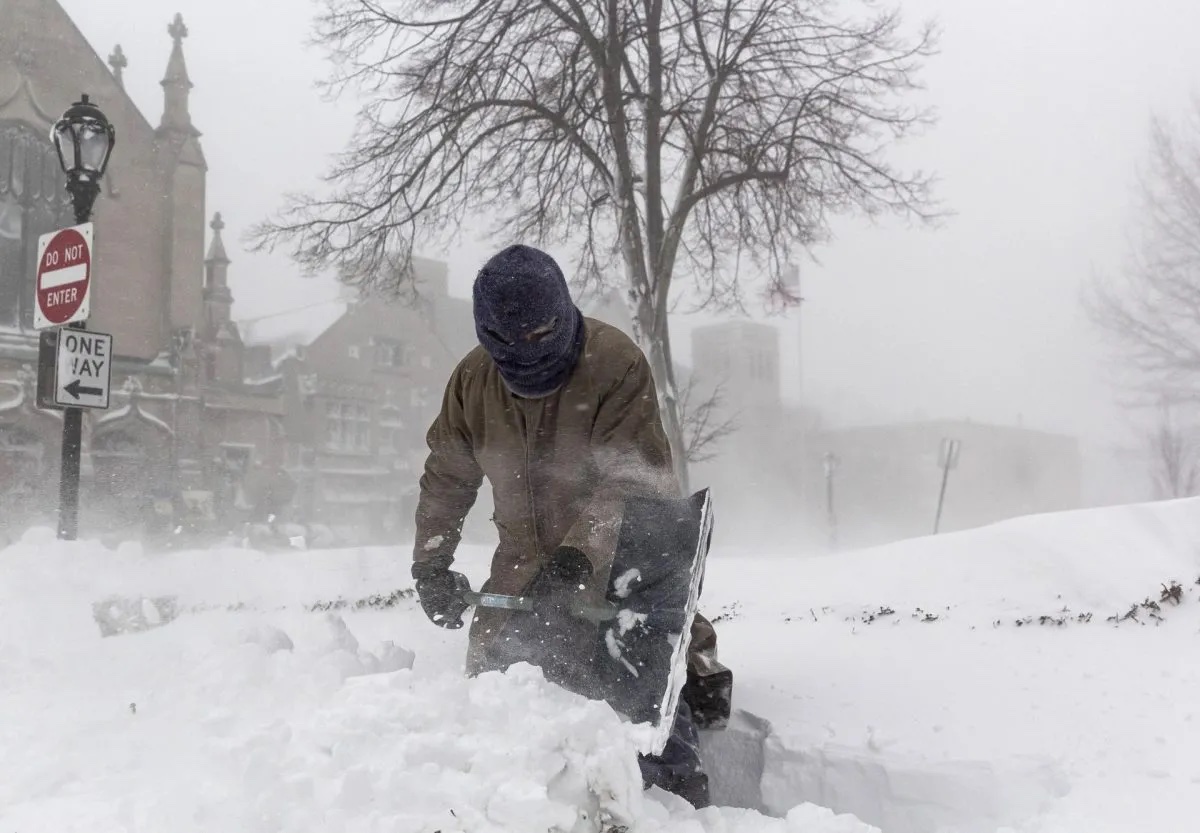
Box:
58;0;1200;451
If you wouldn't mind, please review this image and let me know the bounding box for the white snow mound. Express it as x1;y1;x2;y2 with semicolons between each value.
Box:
0;534;873;833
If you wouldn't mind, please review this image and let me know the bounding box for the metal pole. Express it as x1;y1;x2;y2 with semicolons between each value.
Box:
56;183;97;541
823;452;838;551
57;339;83;540
933;459;951;535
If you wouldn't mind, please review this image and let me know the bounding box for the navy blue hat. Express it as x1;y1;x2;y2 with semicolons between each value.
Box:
473;245;585;397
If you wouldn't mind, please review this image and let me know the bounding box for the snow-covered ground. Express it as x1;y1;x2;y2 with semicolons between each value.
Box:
2;498;1199;832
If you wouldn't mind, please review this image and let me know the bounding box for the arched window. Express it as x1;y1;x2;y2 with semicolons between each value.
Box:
0;122;72;330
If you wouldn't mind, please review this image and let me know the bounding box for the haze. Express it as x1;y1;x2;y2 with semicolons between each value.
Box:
58;0;1200;504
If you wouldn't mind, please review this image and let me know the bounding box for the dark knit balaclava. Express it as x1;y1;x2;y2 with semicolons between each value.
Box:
472;244;585;398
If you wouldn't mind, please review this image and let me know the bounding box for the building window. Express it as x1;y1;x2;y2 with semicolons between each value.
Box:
326;400;370;451
379;405;404;454
374;338;412;369
348;345;360;359
410;387;430;411
0;122;73;330
748;351;772;381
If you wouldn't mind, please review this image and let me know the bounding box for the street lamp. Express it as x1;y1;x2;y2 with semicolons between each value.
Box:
48;94;115;541
50;94;116;225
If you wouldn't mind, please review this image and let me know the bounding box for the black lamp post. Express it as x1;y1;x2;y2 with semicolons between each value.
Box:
51;94;115;225
49;94;115;541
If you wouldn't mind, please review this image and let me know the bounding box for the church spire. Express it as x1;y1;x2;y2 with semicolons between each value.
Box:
159;14;194;134
204;212;235;337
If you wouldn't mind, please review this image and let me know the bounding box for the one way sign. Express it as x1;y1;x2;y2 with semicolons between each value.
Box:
54;330;113;410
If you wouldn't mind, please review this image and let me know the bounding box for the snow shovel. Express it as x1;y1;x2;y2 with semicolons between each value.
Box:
459;591;684;625
465;488;714;755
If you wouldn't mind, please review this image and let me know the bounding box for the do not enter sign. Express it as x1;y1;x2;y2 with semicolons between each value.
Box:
34;223;93;330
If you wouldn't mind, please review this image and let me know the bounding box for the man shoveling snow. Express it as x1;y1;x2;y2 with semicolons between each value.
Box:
410;244;731;807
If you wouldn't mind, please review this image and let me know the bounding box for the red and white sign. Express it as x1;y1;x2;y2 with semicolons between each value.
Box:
34;223;92;330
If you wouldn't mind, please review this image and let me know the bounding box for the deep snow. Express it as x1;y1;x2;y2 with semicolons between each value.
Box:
2;497;1200;831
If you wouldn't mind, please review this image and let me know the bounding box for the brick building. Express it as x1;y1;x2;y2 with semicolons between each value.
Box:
242;258;476;543
0;0;283;538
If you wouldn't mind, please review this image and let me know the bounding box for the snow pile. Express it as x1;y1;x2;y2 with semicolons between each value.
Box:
0;528;873;833
709;497;1200;622
7;496;1200;832
702;497;1200;833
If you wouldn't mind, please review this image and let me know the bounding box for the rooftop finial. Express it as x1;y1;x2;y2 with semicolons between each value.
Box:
168;13;188;46
108;45;127;87
206;212;230;265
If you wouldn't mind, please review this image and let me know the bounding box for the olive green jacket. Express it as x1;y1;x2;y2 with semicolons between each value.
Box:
413;318;678;670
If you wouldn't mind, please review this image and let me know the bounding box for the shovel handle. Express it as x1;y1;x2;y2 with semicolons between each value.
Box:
460;590;620;624
461;590;533;612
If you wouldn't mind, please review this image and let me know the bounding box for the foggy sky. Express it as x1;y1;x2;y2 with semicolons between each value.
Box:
58;0;1200;452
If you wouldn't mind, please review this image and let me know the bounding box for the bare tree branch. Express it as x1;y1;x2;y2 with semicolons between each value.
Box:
251;0;939;491
677;375;739;464
1087;100;1200;405
1148;397;1200;499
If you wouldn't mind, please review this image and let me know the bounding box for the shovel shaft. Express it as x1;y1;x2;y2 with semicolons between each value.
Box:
463;591;534;612
460;590;620;624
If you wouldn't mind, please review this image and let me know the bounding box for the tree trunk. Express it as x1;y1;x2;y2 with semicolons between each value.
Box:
647;335;690;496
628;292;690;497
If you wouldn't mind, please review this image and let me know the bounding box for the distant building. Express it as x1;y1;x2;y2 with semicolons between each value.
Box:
0;1;282;538
686;320;801;546
244;258;474;542
683;319;1086;551
691;320;782;414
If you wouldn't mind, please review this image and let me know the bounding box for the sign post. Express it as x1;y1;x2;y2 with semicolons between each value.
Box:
933;437;961;535
34;223;101;541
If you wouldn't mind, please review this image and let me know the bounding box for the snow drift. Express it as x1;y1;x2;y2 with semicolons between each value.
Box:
5;496;1200;832
702;497;1200;833
0;528;871;833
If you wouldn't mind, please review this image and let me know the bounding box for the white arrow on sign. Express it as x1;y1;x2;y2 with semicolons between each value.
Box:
54;330;113;410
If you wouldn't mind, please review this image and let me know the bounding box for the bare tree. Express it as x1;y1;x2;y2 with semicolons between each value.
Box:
1089;101;1200;403
1149;398;1200;499
677;376;738;464
253;0;938;492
